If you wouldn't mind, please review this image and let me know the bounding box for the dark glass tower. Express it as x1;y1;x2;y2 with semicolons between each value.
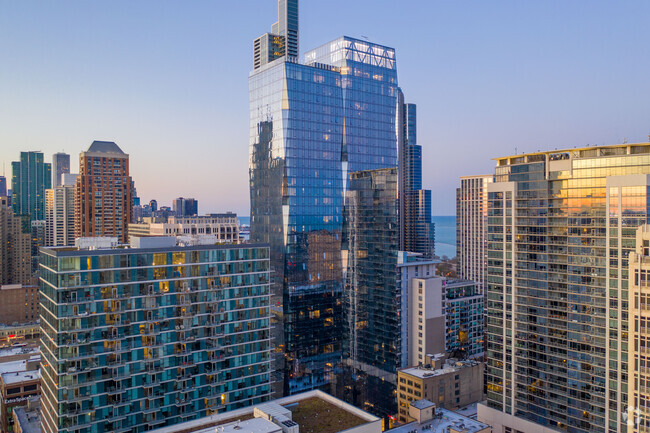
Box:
249;3;399;393
11;151;51;221
397;96;435;257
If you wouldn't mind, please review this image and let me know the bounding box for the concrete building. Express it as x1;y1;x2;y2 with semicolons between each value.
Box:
480;142;650;433
397;356;484;423
0;355;40;433
148;390;381;433
0;197;31;285
13;397;41;433
51;152;70;188
39;236;272;433
11;151;51;222
75;141;133;243
44;184;75;247
0;285;39;324
456;175;492;294
0;345;39;363
128;214;239;243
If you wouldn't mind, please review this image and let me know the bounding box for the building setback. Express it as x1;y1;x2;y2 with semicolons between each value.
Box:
75;141;133;243
479;142;650;433
39;238;272;433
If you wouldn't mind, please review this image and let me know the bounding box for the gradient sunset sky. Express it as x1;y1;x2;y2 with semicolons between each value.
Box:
1;0;649;215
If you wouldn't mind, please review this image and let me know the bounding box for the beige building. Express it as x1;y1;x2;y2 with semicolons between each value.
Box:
397;356;484;423
0;197;31;286
129;214;239;243
44;184;75;246
629;224;650;432
456;175;492;294
408;276;445;366
0;285;39;325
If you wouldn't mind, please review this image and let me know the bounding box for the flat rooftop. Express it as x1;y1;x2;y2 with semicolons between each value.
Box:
400;359;481;380
388;407;490;433
2;369;40;385
150;390;380;433
0;345;39;359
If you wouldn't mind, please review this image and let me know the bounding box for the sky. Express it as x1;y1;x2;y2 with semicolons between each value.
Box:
1;1;649;216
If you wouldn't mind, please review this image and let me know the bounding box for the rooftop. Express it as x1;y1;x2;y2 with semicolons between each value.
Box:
400;359;481;380
150;390;380;433
388;407;490;433
86;140;125;155
13;399;41;433
2;369;40;384
0;344;39;360
495;141;650;162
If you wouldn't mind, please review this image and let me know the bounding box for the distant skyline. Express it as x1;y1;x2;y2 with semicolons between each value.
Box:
1;1;649;215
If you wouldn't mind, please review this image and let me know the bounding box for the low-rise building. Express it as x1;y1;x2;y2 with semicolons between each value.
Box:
13;397;41;433
0;324;40;347
389;399;490;433
397;356;483;423
0;355;40;433
148;390;381;433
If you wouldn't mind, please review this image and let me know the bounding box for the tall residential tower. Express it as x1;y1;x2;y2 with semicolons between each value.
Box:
249;0;400;394
75;141;133;243
11;151;51;221
478;142;650;433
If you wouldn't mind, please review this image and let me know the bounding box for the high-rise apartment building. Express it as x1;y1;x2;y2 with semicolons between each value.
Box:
0;197;31;285
397;99;435;258
0;176;6;197
30;220;46;273
11;151;51;221
249;1;400;394
456;175;492;294
75;141;133;243
52;152;70;187
45;184;76;246
478;142;650;433
253;0;298;69
39;237;272;433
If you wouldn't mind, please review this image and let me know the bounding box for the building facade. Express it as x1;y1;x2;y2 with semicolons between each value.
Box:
249;0;402;394
0;284;39;325
128;214;239;243
45;185;76;247
39;237;272;433
397;358;484;423
52;152;70;188
0;176;6;197
253;0;298;69
456;175;493;294
75;141;133;243
0;197;31;286
172;198;198;218
481;142;650;433
11;151;51;222
0;356;40;433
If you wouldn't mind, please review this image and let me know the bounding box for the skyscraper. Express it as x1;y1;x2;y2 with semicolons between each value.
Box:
253;0;298;69
11;151;51;221
173;197;198;217
249;1;399;394
478;142;650;433
39;237;272;433
0;176;6;197
45;184;75;246
52;152;70;187
456;175;493;294
75;141;133;243
0;197;31;285
397;98;435;257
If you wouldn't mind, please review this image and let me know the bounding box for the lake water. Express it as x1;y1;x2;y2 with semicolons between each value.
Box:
238;215;457;259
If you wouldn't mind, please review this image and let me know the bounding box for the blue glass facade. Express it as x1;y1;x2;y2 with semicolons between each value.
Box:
12;151;52;221
39;243;272;433
249;37;399;394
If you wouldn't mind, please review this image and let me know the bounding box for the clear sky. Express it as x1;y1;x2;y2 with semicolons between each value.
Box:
1;1;649;215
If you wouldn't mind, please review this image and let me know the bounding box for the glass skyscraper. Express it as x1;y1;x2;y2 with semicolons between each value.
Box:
39;239;272;433
479;142;650;433
12;151;52;221
249;2;399;394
